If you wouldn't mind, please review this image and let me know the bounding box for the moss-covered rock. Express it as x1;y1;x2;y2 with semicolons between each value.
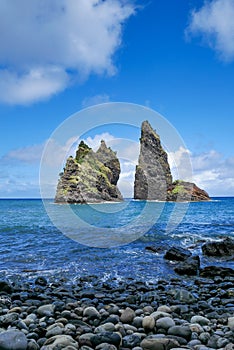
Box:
167;180;210;201
55;141;123;204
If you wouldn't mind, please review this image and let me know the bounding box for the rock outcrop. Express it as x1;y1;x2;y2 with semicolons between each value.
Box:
134;120;210;202
134;121;172;200
167;180;210;201
55;140;123;204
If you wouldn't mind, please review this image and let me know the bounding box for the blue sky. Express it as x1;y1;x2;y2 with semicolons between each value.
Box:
0;0;234;197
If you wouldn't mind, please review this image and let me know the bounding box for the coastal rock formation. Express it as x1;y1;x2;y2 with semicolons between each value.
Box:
202;237;234;258
55;140;123;203
134;120;172;200
167;180;210;201
134;120;210;201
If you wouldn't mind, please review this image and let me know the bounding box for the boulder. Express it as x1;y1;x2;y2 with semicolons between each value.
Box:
174;256;200;276
0;330;27;350
202;237;234;257
164;246;192;261
200;266;234;278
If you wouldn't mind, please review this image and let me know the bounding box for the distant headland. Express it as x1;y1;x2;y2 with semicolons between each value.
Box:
55;121;210;203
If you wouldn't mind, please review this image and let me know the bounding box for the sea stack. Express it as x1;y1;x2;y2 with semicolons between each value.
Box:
134;120;210;202
55;140;123;203
134;120;172;200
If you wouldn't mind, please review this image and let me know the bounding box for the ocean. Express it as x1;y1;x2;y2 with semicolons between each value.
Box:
0;198;233;284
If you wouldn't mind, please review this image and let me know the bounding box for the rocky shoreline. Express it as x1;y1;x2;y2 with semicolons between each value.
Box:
0;255;233;350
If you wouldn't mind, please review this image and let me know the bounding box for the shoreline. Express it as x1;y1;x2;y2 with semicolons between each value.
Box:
0;272;233;349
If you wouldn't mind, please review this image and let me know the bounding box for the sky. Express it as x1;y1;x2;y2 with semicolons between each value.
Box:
0;0;234;198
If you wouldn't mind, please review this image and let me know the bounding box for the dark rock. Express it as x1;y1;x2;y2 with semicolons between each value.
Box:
91;332;121;347
200;266;234;278
55;140;123;203
134;120;172;200
202;237;234;257
167;180;210;201
164;246;192;261
174;256;200;276
35;276;47;286
167;325;192;341
0;280;13;293
122;334;141;348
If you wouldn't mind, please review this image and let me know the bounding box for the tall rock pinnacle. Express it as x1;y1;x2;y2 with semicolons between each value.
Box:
134;120;172;200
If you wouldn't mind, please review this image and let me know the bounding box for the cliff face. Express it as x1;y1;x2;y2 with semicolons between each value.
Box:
134;121;210;202
55;140;123;204
134;121;173;200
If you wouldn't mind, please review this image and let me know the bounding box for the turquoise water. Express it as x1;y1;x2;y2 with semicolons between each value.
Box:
0;198;233;283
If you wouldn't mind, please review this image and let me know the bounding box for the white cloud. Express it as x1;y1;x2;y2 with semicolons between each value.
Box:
187;0;234;61
4;143;45;163
82;94;111;108
0;0;135;105
169;147;234;196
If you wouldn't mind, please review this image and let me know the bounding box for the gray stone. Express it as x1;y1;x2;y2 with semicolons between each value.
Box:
91;332;121;347
156;316;175;330
142;315;155;331
0;330;27;350
83;306;100;318
228;316;234;330
41;335;78;349
167;326;192;341
37;304;54;317
122;334;141;348
120;307;135;324
141;335;180;350
174;289;197;304
190;316;210;326
95;343;117;350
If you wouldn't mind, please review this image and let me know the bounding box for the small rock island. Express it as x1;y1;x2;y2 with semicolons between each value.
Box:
55;140;123;203
55;120;210;203
134;121;210;202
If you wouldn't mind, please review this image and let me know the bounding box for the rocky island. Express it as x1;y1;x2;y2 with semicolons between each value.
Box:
55;140;123;203
55;121;209;203
134;121;210;201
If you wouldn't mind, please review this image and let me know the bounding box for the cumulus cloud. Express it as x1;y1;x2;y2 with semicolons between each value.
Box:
169;147;234;196
187;0;234;61
0;0;136;105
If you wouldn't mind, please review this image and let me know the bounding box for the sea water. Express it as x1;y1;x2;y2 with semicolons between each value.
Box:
0;198;233;283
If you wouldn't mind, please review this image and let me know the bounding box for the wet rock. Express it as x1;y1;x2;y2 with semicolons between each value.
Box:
200;266;234;278
164;247;192;262
0;330;27;350
202;237;234;257
35;276;47;286
122;334;141;348
174;256;200;276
